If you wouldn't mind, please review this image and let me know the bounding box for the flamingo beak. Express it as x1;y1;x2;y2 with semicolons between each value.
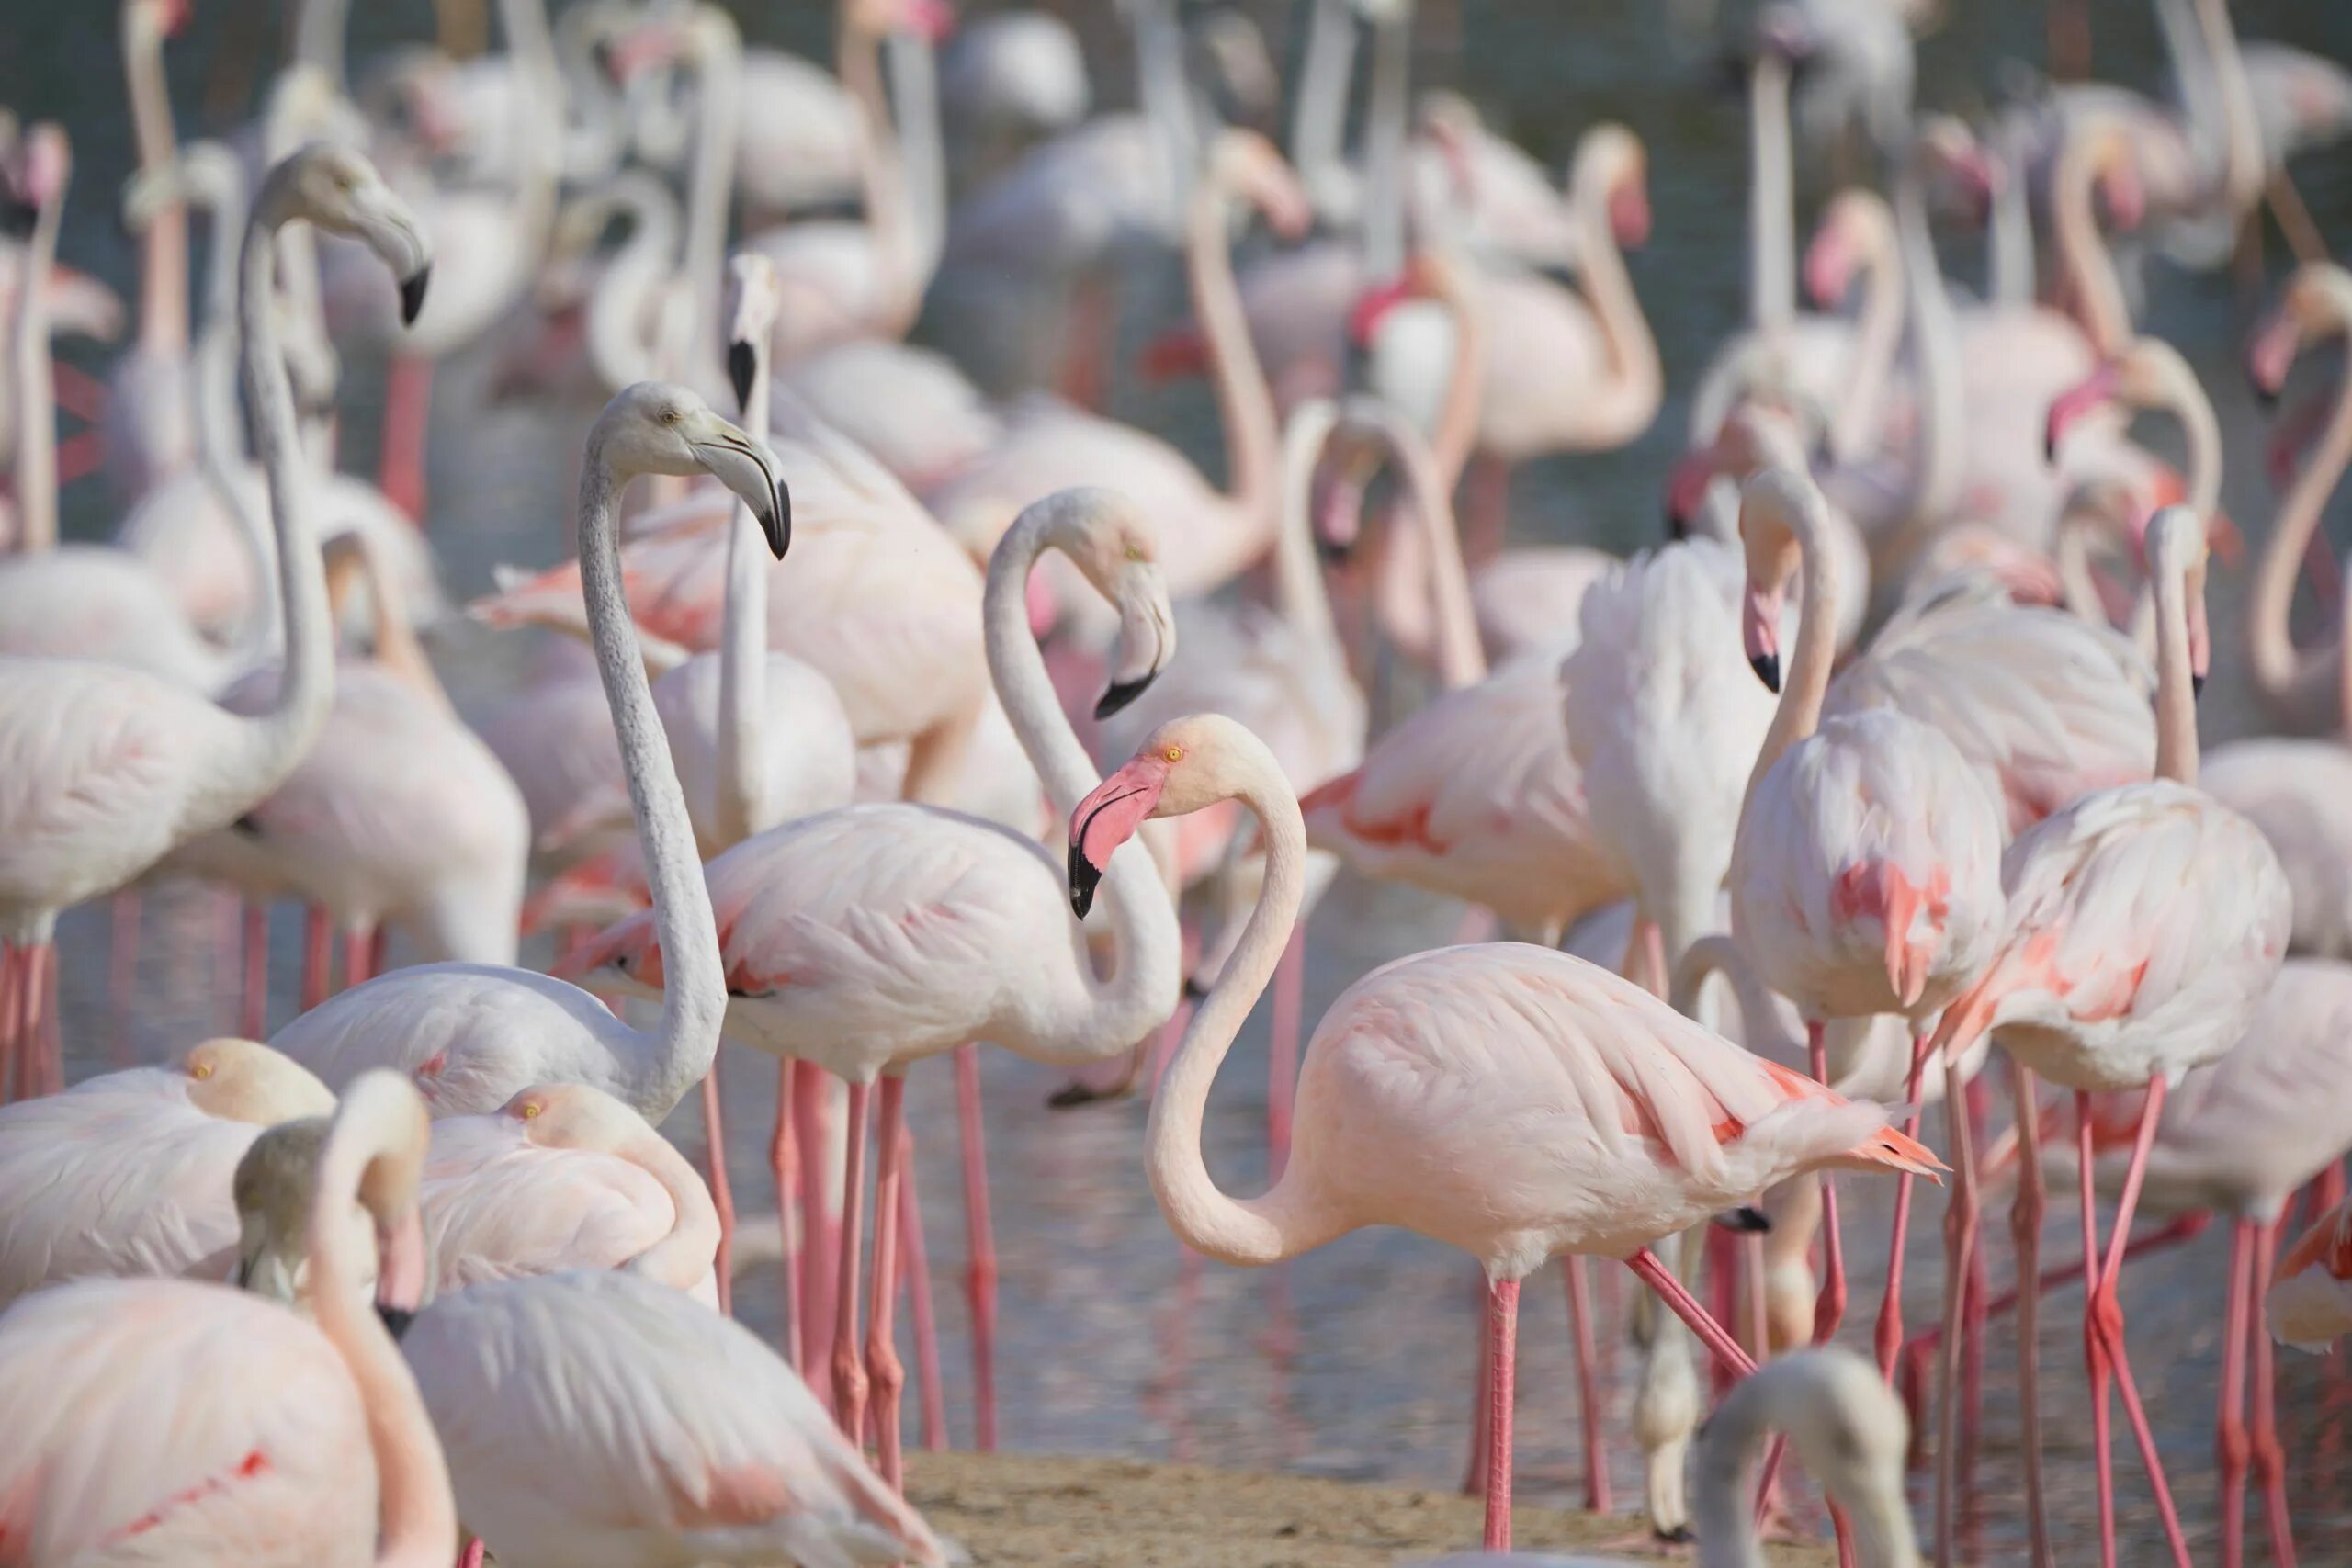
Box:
1068;757;1170;919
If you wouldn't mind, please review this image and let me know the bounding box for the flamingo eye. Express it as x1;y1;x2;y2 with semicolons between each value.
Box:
190;1059;214;1080
1124;544;1145;563
1162;746;1182;763
521;1101;543;1120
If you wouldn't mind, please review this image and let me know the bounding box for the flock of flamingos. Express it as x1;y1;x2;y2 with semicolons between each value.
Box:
5;0;2352;1563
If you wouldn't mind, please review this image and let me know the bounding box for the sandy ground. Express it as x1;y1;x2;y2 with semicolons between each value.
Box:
902;1452;1838;1566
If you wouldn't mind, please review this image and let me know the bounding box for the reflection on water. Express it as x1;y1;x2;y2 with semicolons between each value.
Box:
13;0;2352;1562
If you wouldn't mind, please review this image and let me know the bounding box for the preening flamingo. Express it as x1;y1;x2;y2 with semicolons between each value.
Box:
573;485;1183;1468
1924;507;2290;1568
269;381;786;1127
0;142;429;1104
2272;1192;2352;1351
0;1038;333;1308
0;1071;457;1568
1070;710;1941;1551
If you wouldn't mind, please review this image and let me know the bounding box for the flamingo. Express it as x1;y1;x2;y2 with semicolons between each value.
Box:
0;1071;457;1568
266;382;785;1134
0;143;428;1105
100;0;196;505
570;485;1184;1468
1923;507;2290;1568
2272;1191;2352;1350
938;8;1090;178
1069;710;1940;1551
230;1097;951;1568
1727;467;2005;1387
0;1038;333;1308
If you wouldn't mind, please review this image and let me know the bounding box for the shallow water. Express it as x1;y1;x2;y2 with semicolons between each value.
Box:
14;1;2352;1562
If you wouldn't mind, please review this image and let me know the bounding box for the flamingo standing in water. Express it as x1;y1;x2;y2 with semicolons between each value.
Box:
1924;508;2290;1568
0;1072;457;1567
1069;710;1940;1551
571;487;1183;1471
0;143;429;1105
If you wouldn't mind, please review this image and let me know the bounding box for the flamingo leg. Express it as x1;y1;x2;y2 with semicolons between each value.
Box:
772;1062;804;1371
1482;1275;1520;1552
1806;1021;1847;1344
2220;1218;2254;1568
1935;1046;1981;1568
1874;1028;1934;1378
1562;1254;1611;1514
1626;1247;1755;1376
831;1079;872;1444
953;1043;1000;1450
1462;1270;1492;1497
2010;1063;2054;1568
380;354;433;523
457;1536;484;1568
865;1076;909;1491
1960;1080;1991;1502
798;1066;841;1404
2250;1218;2299;1568
27;942;59;1098
699;1061;737;1316
299;907;332;1011
896;1123;947;1452
107;891;139;1066
239;901;268;1039
341;924;374;990
0;942;19;1104
1267;924;1304;1174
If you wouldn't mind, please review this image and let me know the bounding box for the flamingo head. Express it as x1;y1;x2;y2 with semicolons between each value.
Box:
1804;190;1889;309
1024;488;1175;719
181;1038;336;1124
724;254;781;416
1212;130;1313;243
1571;124;1649;250
503;1083;644;1152
2145;505;2211;694
1736;467;1826;693
592;382;790;558
263;143;433;326
1069;715;1274;919
2248;263;2352;406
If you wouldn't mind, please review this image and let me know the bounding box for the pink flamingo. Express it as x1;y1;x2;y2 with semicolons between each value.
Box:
1726;467;2005;1382
231;1087;951;1568
267;384;784;1136
2272;1191;2352;1350
0;1071;457;1567
0;144;429;1104
100;0;197;505
0;1038;334;1308
1068;710;1941;1551
570;486;1184;1470
1924;506;2290;1568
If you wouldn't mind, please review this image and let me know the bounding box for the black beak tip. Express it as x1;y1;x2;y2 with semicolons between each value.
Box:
2192;671;2207;699
727;340;757;416
1315;536;1353;567
2252;381;2280;412
377;1303;416;1340
399;267;431;327
1665;502;1689;542
2042;429;2061;464
1182;974;1208;1002
1749;651;1781;693
1067;844;1102;919
759;480;792;559
1714;1204;1773;1235
1093;671;1156;720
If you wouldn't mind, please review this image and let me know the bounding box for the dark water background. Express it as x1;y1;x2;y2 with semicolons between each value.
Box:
9;1;2352;1562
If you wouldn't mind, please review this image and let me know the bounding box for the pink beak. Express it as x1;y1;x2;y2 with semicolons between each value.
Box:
2045;364;2120;463
1068;756;1169;919
1349;277;1414;348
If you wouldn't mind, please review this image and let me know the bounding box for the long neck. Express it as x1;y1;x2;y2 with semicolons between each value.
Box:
577;446;727;1111
2152;558;2199;784
1829;207;1904;461
1190;167;1282;535
293;0;352;87
1289;0;1355;209
2052;136;2132;355
1691;1400;1772;1568
1892;154;1963;527
713;337;772;850
1272;405;1344;661
586;183;675;392
216;199;337;819
1376;406;1487;688
1135;0;1198;221
1985;126;2036;309
1359;17;1410;277
184;164;277;660
2177;378;2223;519
2249;344;2352;709
1749;54;1794;337
981;509;1180;1057
1428;264;1487;486
501;0;565;248
310;1122;457;1568
10;177;59;555
884;30;945;287
1744;502;1842;801
1145;767;1344;1265
355;534;448;712
1669;932;1785;1045
1570;170;1660;446
680;15;741;364
123;6;187;357
617;1127;724;1292
2191;0;2264;219
839;17;918;333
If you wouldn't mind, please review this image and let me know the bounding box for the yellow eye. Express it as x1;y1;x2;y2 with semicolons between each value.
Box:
1162;746;1182;763
190;1060;214;1080
1124;544;1145;563
521;1101;543;1120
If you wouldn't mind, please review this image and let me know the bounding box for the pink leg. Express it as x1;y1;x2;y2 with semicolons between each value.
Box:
954;1043;999;1450
1482;1275;1520;1551
1806;1021;1847;1344
1462;1272;1492;1496
1935;1047;1982;1568
458;1538;484;1568
380;355;433;523
2010;1064;2055;1568
1874;1028;1933;1378
1562;1255;1611;1514
2219;1219;2253;1568
2250;1219;2299;1568
1464;455;1510;569
107;892;139;1066
342;924;375;990
797;1065;840;1400
699;1062;737;1316
368;926;388;982
831;1079;872;1444
1960;1081;1992;1501
299;907;332;1012
1627;1247;1757;1377
26;942;59;1098
1267;924;1304;1175
896;1124;948;1452
239;901;268;1039
0;943;19;1105
866;1077;909;1491
772;1063;804;1370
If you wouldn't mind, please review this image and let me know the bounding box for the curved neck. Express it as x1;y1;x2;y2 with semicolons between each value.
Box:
1986;130;2037;310
1272;405;1344;661
2191;0;2264;218
1569;165;1660;447
982;503;1182;1056
123;6;188;357
1744;494;1843;800
1670;932;1786;1046
499;0;565;246
884;30;944;288
1691;1402;1921;1568
616;1126;723;1291
1831;206;1904;461
2152;556;2199;784
839;17;917;331
2052;135;2132;356
680;14;742;364
183;163;277;660
713;333;772;850
1359;17;1410;277
2176;378;2224;519
1749;54;1794;336
1426;263;1487;486
310;1110;457;1568
577;441;727;1112
1289;0;1355;212
351;533;448;712
10;171;60;555
1370;403;1486;688
1189;163;1282;536
1135;0;1198;221
1892;153;1963;527
2249;340;2352;709
1145;763;1344;1265
586;182;678;393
